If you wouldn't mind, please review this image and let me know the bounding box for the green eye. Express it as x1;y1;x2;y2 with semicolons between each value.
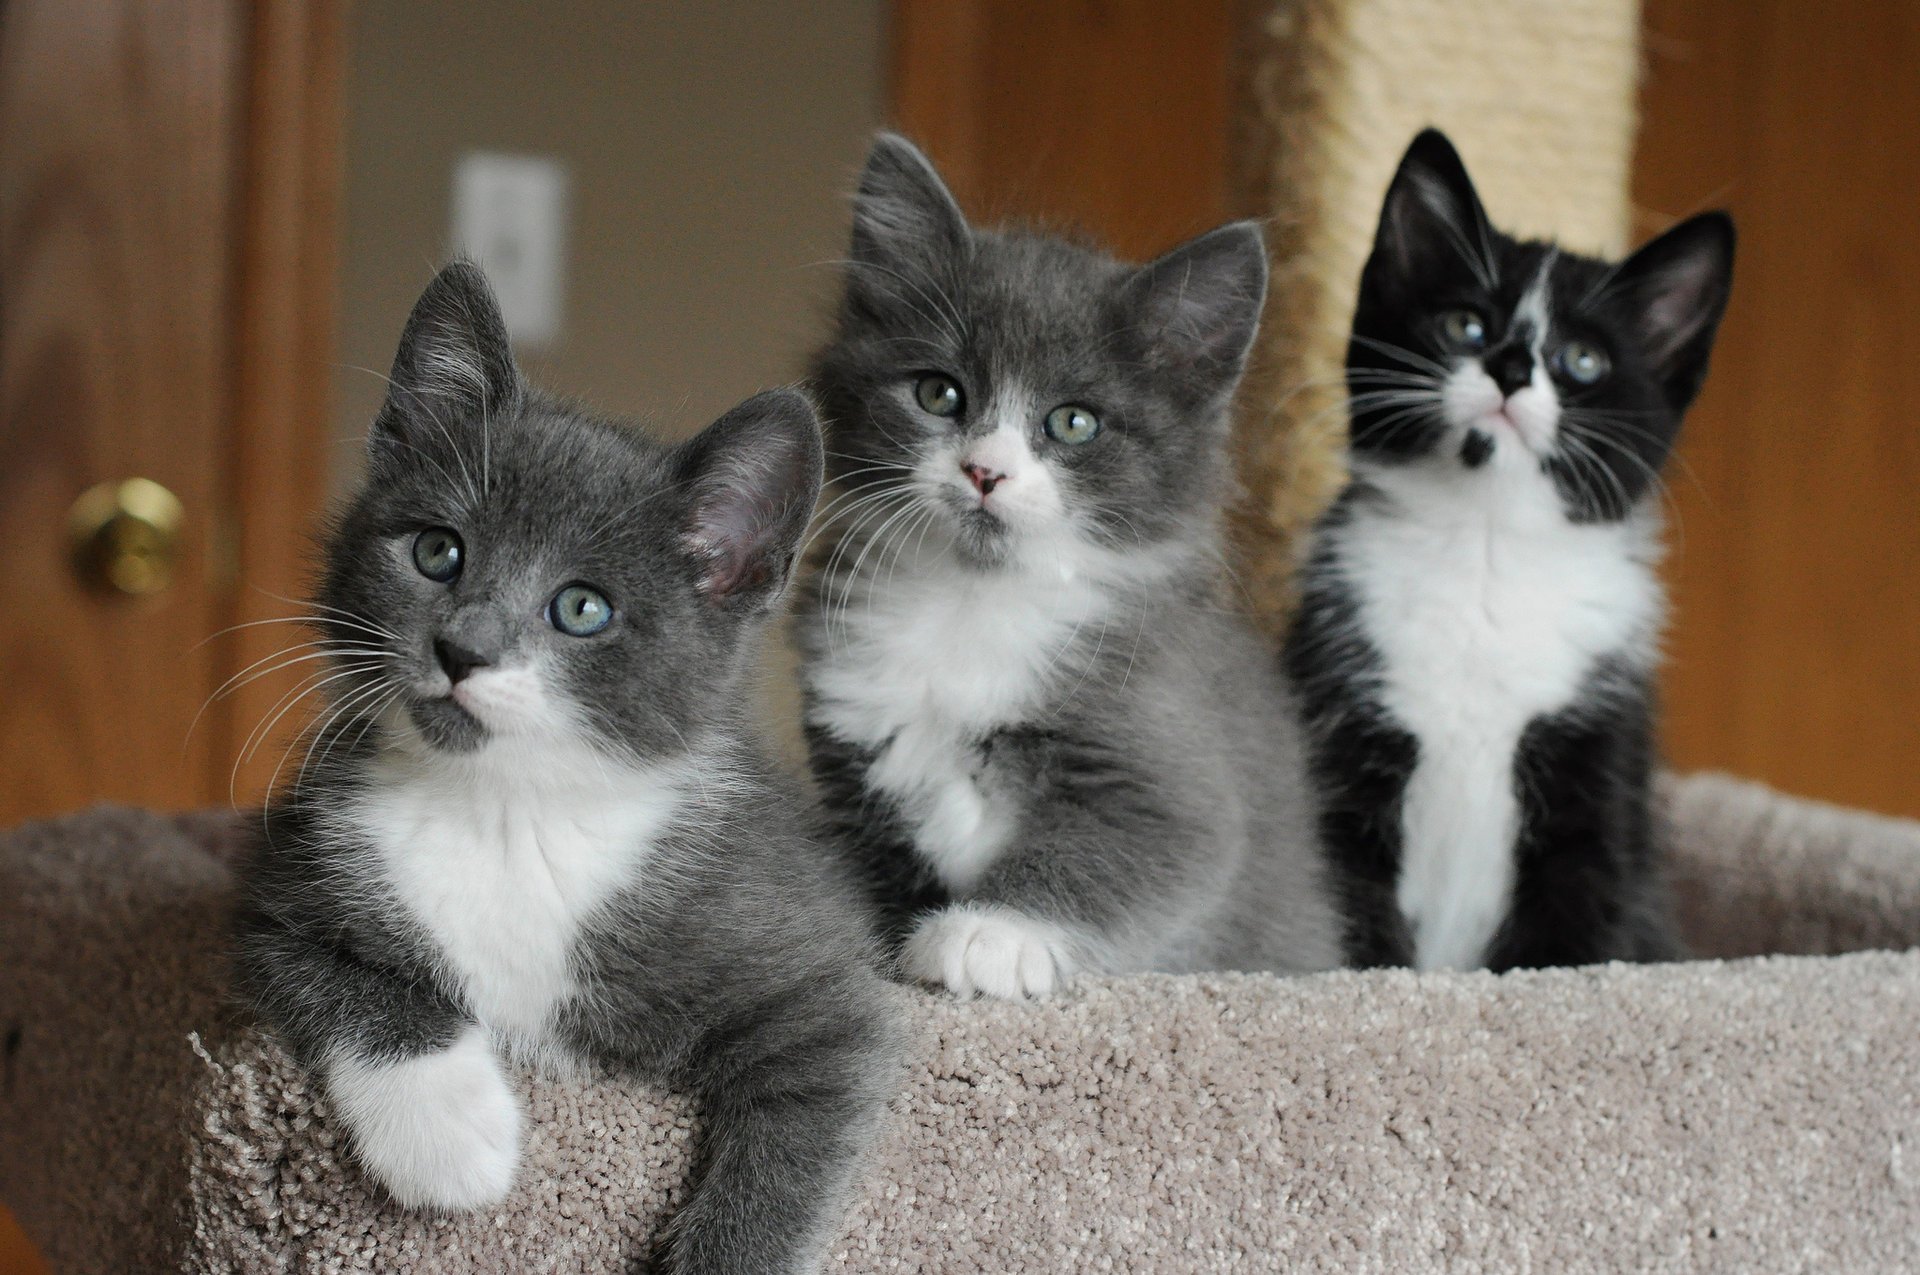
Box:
412;527;463;583
549;584;613;637
1043;403;1101;446
1555;340;1611;386
914;373;965;418
1438;309;1488;352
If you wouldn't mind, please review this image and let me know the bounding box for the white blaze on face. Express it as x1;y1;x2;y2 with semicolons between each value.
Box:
1439;254;1564;459
941;382;1067;531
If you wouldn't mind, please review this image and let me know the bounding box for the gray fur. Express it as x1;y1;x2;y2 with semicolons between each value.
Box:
797;135;1343;985
235;262;901;1274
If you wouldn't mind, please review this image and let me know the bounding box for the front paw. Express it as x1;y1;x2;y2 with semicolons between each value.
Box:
903;904;1074;1000
325;1023;521;1210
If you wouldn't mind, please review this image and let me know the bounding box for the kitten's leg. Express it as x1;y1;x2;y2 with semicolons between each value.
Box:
897;726;1224;998
805;720;950;948
237;914;520;1209
1491;687;1670;970
1311;711;1421;969
657;980;901;1275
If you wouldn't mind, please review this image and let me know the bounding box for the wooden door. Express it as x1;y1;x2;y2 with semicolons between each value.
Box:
0;2;340;1267
1;1;242;827
1635;0;1920;817
890;0;1235;259
0;1;340;831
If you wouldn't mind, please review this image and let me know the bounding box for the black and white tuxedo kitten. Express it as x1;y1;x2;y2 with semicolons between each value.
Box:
235;264;900;1275
1286;130;1735;971
797;134;1344;999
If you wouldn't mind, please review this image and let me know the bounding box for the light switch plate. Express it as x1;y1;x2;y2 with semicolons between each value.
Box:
450;151;570;348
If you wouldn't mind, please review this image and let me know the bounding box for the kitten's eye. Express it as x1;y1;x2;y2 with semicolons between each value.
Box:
913;373;965;418
1554;340;1611;386
1437;309;1489;352
412;528;463;583
549;584;613;637
1043;404;1101;446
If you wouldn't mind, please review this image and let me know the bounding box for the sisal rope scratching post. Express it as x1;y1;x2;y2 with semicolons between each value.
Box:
1229;0;1644;631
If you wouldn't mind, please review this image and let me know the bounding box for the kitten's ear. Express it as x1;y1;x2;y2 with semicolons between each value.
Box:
1117;221;1269;398
1371;129;1492;285
678;389;824;609
1614;212;1736;410
848;133;969;286
372;261;522;453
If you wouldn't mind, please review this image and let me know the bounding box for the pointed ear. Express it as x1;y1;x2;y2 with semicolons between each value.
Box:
847;132;969;290
1614;211;1736;410
678;389;824;609
373;261;523;453
1117;220;1269;399
1371;128;1493;286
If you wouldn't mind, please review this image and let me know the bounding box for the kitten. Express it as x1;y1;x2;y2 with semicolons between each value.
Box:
1286;129;1735;971
234;263;900;1275
796;134;1344;999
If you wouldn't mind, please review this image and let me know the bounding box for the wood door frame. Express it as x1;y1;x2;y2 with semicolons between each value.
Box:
221;0;347;801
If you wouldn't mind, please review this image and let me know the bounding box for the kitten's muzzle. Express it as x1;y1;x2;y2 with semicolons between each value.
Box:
962;460;1008;497
434;636;492;684
1484;344;1534;396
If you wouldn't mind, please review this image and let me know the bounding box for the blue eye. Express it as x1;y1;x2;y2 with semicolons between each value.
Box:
412;528;463;582
549;583;612;637
1554;340;1611;386
914;373;965;418
1043;403;1101;445
1438;309;1488;352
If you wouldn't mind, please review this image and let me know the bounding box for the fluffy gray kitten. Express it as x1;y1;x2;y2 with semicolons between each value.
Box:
797;135;1344;999
235;263;900;1275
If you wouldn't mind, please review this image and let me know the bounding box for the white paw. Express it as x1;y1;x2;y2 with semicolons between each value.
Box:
325;1024;521;1211
903;904;1073;1000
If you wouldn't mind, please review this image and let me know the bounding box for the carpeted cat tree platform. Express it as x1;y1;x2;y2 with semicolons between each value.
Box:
7;1;1918;1271
3;775;1919;1272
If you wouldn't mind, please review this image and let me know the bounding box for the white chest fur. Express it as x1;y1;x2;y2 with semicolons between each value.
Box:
1340;468;1661;969
346;737;683;1047
807;550;1116;892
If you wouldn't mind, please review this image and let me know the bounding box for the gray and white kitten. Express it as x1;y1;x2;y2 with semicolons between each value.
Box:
797;135;1344;999
235;263;901;1275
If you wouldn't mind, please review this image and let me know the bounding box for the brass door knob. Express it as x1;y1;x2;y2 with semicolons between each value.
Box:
69;478;185;597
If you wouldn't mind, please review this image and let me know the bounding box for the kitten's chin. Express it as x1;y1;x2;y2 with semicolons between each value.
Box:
948;508;1016;569
406;696;487;753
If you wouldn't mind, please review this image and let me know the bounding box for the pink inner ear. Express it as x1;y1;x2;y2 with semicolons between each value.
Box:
687;492;785;600
675;386;821;605
685;445;808;603
1643;276;1714;368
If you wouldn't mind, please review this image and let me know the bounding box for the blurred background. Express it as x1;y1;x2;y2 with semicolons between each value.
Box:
2;0;1915;1263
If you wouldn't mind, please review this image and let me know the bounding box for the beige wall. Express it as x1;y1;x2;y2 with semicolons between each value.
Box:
333;0;885;475
333;1;885;757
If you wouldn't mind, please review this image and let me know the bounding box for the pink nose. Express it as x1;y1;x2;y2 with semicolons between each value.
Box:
963;461;1008;496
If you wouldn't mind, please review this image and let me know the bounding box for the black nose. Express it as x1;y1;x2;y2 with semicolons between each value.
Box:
434;637;490;684
1485;346;1534;396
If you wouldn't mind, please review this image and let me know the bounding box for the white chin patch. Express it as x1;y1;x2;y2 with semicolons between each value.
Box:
325;1024;521;1211
1502;373;1562;450
902;903;1075;999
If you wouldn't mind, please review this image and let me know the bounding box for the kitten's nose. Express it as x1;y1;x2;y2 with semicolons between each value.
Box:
962;461;1008;496
434;637;491;684
1485;346;1535;396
